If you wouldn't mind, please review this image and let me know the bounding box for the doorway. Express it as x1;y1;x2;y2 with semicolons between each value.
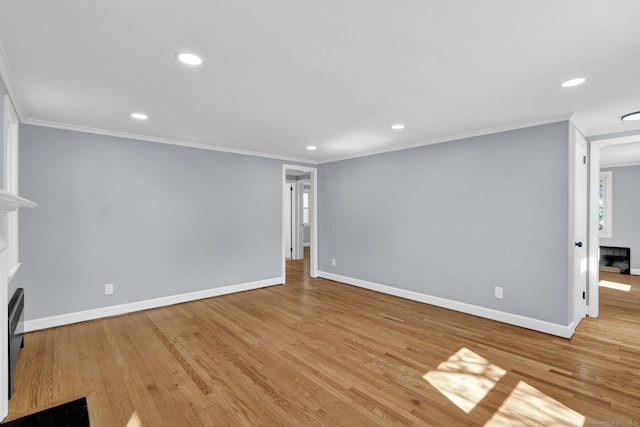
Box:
588;135;640;318
282;165;318;281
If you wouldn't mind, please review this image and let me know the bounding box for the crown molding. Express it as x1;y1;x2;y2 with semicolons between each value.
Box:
0;38;27;121
569;113;589;136
0;37;318;165
0;45;583;168
23;118;319;164
319;114;575;164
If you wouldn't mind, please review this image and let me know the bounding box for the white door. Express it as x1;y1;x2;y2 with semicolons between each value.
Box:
284;183;293;259
573;132;588;324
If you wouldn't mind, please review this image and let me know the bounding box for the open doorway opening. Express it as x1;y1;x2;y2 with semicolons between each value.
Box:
588;135;640;318
282;165;318;282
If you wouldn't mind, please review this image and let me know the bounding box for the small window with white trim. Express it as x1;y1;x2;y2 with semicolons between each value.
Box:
302;190;310;225
599;171;612;238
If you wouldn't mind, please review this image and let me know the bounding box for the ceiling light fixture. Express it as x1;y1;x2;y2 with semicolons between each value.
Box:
177;52;203;66
560;77;586;88
621;111;640;121
391;123;405;130
306;146;317;151
130;112;148;120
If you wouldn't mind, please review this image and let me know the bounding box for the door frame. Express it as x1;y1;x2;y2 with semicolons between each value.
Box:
588;134;640;318
571;130;588;325
284;182;293;259
282;165;318;280
284;181;304;260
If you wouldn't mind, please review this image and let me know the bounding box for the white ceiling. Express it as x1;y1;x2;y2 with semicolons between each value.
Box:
1;1;640;163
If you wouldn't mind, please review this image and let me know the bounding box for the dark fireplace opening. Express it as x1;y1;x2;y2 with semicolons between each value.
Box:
599;246;631;274
8;287;24;399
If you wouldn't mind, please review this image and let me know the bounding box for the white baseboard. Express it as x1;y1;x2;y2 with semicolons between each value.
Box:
631;269;640;276
25;277;284;332
318;271;575;339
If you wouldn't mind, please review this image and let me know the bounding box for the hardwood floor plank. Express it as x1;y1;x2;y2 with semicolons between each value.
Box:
5;259;640;425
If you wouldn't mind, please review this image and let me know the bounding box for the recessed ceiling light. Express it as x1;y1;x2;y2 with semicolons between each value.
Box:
621;111;640;121
391;123;405;130
130;112;148;120
177;52;203;66
561;78;586;88
306;146;317;151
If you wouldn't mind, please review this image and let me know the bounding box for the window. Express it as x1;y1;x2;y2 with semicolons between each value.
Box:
302;190;310;225
599;171;612;238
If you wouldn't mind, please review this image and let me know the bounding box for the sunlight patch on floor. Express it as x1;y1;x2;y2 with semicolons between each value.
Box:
126;411;142;427
485;381;585;426
599;280;631;292
423;347;506;414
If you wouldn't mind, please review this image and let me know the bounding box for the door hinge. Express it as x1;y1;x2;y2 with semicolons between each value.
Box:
583;155;587;164
582;291;586;299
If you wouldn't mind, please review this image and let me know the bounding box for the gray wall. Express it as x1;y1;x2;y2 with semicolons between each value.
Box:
303;225;310;245
319;121;571;325
600;166;640;270
14;125;305;321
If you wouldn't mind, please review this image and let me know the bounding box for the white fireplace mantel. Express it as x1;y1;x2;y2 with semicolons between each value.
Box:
0;191;36;215
0;191;35;209
0;190;36;420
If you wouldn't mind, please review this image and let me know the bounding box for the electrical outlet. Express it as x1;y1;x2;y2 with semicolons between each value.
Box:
331;258;336;267
105;283;113;295
495;286;503;299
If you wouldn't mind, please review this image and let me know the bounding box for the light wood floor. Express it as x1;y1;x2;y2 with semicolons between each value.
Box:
5;259;640;425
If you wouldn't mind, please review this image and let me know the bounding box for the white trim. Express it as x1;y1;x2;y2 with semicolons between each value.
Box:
321;114;575;163
569;113;589;136
3;95;18;194
24;277;283;332
318;271;577;338
0;40;27;121
588;141;601;318
0;246;7;419
631;269;640;276
24;119;319;165
0;190;36;211
292;182;303;259
569;129;588;326
7;261;21;282
590;134;640;147
600;160;640;168
23;115;578;166
0;190;35;420
282;165;318;280
3;54;578;170
0;52;586;169
4;95;20;280
587;134;640;319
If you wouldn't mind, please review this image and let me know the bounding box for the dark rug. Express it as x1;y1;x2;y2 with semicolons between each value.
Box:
1;398;89;427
